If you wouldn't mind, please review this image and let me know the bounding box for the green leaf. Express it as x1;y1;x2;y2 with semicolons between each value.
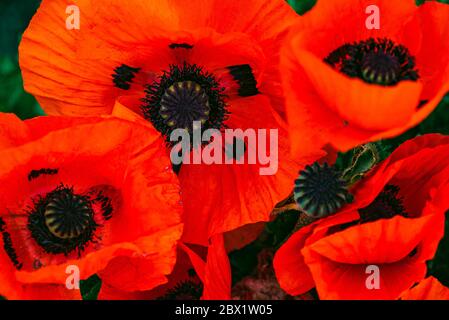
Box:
265;210;301;248
336;143;385;185
418;0;449;5
0;0;41;57
341;145;376;182
229;210;300;284
287;0;317;15
428;212;449;287
0;55;44;119
379;93;449;154
80;274;102;300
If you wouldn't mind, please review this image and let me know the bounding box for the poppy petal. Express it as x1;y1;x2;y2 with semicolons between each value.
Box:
179;95;306;245
273;225;316;296
202;235;232;300
302;215;441;299
400;277;449;300
283;0;449;154
0;116;183;298
19;0;296;116
302;247;426;300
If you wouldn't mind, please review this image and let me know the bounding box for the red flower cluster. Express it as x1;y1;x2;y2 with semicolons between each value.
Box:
0;0;447;300
275;135;449;299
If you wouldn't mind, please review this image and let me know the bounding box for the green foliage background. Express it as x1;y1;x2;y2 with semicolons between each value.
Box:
0;0;43;119
0;0;448;298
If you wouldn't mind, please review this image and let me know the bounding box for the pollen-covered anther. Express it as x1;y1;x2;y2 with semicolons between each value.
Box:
294;162;352;219
325;38;419;86
159;81;210;131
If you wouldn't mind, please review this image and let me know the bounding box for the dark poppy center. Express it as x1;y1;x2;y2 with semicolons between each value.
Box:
142;63;228;142
159;81;210;131
44;188;94;240
324;38;419;86
359;184;409;223
362;52;401;84
28;185;98;255
158;280;203;300
327;184;410;237
294;162;353;218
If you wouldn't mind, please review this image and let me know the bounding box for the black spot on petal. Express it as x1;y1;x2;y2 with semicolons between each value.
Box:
113;64;141;90
28;168;58;182
169;43;194;50
0;218;23;270
227;64;260;97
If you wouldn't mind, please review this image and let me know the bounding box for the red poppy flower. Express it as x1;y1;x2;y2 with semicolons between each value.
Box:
0;114;183;300
400;277;449;300
281;0;449;157
98;235;231;300
20;0;297;116
274;134;449;299
19;0;313;246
